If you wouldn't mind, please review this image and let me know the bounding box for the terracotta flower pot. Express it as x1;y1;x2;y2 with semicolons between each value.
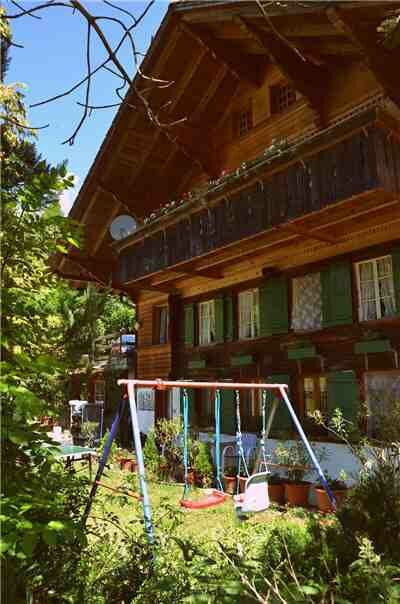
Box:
238;476;247;494
223;475;236;495
315;487;348;513
268;483;285;505
285;482;310;507
119;458;136;472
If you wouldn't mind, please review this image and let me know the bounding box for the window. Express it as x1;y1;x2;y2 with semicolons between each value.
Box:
356;256;396;321
234;103;253;137
154;306;169;344
94;380;105;404
238;289;259;340
302;376;328;416
270;83;297;114
198;300;216;346
365;372;400;438
292;272;322;331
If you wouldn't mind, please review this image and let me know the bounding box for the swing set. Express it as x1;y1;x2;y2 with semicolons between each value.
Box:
82;379;336;546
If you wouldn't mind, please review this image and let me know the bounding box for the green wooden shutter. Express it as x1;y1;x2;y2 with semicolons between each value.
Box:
224;294;234;342
267;374;293;435
392;247;400;315
322;261;353;327
327;370;359;424
214;296;224;343
220;389;236;434
260;277;289;336
184;304;194;347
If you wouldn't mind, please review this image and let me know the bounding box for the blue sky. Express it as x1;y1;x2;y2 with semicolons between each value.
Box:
6;1;168;213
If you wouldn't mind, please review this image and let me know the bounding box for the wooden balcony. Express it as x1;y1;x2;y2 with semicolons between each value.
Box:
117;114;399;286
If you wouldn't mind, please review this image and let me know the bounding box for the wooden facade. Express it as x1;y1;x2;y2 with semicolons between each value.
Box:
57;1;400;437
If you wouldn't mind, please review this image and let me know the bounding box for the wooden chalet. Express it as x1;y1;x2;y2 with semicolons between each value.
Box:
57;0;400;439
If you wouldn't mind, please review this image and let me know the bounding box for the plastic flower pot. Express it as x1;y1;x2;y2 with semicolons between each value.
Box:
314;487;348;513
268;483;285;505
285;481;311;507
223;474;236;495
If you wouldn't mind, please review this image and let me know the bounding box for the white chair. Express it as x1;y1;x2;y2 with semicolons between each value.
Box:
233;472;270;514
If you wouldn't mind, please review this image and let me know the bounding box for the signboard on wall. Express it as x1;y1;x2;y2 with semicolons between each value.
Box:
136;388;155;434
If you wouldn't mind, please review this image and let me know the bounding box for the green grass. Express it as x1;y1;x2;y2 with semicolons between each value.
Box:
89;463;308;542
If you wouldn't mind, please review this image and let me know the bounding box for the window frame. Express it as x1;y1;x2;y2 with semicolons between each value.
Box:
238;288;260;340
270;82;297;115
355;255;396;322
198;299;216;346
153;305;169;345
234;101;253;138
300;374;328;419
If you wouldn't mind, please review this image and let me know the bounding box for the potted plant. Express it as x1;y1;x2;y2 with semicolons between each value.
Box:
223;465;237;494
274;441;313;507
193;441;213;487
268;473;285;505
314;471;348;513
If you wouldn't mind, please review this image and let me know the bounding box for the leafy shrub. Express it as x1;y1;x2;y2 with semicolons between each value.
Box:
193;441;213;486
143;430;161;477
337;445;400;562
155;418;183;479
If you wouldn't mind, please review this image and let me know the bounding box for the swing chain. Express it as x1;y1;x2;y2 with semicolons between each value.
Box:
235;389;249;491
259;389;270;473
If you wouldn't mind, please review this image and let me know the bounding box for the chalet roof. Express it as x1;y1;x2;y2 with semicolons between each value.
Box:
58;0;400;284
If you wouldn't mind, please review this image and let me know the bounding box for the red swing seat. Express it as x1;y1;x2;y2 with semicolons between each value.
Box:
180;489;227;510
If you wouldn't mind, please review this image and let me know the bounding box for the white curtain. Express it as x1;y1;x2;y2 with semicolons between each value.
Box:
377;257;396;317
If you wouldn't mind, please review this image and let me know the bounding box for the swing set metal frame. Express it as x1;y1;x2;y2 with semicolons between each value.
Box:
82;378;337;547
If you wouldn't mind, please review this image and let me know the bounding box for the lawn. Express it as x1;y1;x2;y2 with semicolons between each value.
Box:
89;462;309;543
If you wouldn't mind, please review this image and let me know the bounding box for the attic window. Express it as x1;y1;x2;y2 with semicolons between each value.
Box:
270;82;297;114
234;103;253;138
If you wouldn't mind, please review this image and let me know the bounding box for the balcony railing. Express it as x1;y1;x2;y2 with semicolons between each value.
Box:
117;119;399;284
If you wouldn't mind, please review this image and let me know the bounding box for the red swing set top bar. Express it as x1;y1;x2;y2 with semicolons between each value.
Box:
118;379;288;391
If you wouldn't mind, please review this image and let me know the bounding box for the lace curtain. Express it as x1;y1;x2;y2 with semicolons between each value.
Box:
292;272;322;331
366;372;400;436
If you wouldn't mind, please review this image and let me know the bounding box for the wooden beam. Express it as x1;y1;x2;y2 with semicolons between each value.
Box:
192;63;227;122
237;17;327;122
281;223;337;244
326;7;400;109
179;21;264;88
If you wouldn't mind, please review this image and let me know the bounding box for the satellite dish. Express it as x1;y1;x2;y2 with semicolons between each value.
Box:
109;215;137;240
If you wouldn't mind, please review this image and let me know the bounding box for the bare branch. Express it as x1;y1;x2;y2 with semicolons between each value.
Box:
30;19;138;109
77;101;121;110
103;0;139;23
256;0;307;62
0;115;49;130
62;19;92;146
4;1;70;19
10;0;42;19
